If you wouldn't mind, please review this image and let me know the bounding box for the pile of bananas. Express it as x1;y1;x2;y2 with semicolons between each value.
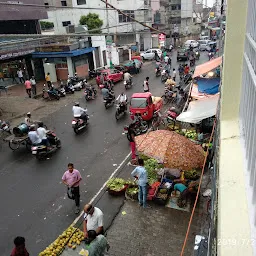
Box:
39;226;84;256
184;130;197;140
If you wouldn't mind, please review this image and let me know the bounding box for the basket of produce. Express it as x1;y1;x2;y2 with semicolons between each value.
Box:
154;188;169;205
147;181;161;200
107;178;129;196
125;185;139;201
184;169;200;181
184;129;198;141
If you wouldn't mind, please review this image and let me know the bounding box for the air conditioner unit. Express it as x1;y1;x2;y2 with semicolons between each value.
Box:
79;39;86;49
66;25;75;34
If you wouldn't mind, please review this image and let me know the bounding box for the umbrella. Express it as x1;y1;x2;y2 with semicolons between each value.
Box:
135;130;205;170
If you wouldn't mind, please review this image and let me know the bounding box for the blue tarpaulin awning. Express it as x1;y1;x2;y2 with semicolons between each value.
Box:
197;77;220;95
32;47;95;58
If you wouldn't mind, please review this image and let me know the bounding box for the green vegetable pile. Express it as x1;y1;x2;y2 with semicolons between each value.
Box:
184;130;197;140
106;178;126;191
126;187;139;195
184;170;200;180
107;178;136;191
144;158;162;185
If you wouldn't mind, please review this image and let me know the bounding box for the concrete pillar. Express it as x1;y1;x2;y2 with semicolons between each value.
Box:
129;49;132;61
67;57;74;77
92;50;97;69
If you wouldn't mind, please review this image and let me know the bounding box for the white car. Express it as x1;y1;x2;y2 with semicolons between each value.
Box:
184;40;199;49
140;48;162;60
198;40;212;51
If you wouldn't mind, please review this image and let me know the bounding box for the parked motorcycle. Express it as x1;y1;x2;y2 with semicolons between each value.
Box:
84;85;97;101
123;116;148;140
155;67;161;77
104;94;115;109
31;130;61;160
161;87;175;105
161;70;168;83
124;79;133;90
60;82;75;94
89;70;97;79
72;115;89;134
67;78;83;91
115;103;126;120
42;84;60;100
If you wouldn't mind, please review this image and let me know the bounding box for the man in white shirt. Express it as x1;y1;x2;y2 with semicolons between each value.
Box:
124;71;132;82
116;92;127;112
164;55;169;64
37;122;51;147
143;77;149;92
72;102;88;122
17;68;25;83
83;204;104;237
28;125;42;145
172;68;177;81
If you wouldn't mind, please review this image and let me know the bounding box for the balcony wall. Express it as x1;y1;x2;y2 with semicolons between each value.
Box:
218;0;255;255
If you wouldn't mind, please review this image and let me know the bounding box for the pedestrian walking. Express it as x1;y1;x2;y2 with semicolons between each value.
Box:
172;68;177;81
164;55;169;64
127;123;137;164
143;77;149;92
131;158;149;208
62;163;82;214
83;204;104;237
30;76;37;96
17;68;25;83
45;72;51;88
11;236;29;256
24;79;32;98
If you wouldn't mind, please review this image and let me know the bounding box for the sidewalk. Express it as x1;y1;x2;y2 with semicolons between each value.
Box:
56;162;210;256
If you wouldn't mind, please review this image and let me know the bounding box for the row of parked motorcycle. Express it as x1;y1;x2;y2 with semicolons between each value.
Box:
42;75;97;101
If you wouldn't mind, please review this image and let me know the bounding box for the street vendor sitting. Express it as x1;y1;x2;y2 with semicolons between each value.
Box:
84;230;109;256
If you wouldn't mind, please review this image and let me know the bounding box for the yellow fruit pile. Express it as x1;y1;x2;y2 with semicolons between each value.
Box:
39;226;84;256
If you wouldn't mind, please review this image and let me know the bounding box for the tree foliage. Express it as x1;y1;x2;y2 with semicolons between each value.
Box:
79;13;103;33
40;21;54;30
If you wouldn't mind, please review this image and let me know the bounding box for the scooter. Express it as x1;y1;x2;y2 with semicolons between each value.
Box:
115;103;126;120
84;85;97;101
124;79;133;90
42;84;60;100
104;94;115;109
67;79;83;91
31;130;61;160
72;114;89;134
155;67;161;77
60;82;75;94
161;70;168;83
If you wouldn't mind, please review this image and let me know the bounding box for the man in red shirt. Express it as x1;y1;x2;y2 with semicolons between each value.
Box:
184;64;190;75
62;163;82;214
24;79;32;98
10;236;29;256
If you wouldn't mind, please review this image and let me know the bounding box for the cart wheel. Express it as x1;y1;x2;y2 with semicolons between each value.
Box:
9;140;20;150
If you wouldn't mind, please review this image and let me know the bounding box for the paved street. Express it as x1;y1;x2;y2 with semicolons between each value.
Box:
0;50;209;255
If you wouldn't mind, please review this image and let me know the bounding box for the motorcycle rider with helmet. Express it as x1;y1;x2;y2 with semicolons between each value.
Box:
72;102;89;122
124;71;132;85
102;84;114;101
116;92;127;113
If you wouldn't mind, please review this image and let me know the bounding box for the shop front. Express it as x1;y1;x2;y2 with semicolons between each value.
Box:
0;49;35;86
32;45;95;81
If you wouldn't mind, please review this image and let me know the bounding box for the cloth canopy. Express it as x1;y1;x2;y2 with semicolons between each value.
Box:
193;57;222;78
176;95;219;124
191;84;219;99
197;77;220;94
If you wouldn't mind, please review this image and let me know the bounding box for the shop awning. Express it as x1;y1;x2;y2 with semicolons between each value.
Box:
32;47;95;58
193;56;222;78
176;95;219;124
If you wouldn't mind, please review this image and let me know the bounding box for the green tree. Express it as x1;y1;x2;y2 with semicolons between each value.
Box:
79;13;103;33
40;21;54;30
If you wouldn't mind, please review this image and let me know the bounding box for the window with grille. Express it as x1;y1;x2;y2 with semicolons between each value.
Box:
119;10;135;23
62;21;71;27
77;0;86;5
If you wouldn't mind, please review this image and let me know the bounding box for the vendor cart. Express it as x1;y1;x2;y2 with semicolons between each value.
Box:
4;134;31;151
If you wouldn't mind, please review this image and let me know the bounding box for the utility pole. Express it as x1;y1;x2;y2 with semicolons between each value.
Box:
105;0;113;68
219;0;224;56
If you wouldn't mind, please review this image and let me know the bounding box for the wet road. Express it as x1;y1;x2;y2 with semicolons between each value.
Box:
0;50;209;255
